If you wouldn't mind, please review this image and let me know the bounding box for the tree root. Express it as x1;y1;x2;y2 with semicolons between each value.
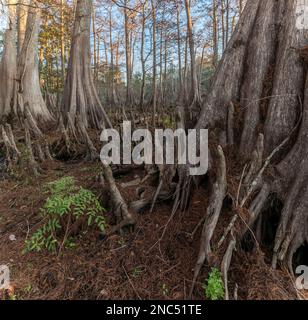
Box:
24;120;41;176
272;165;308;272
1;124;21;167
102;164;136;233
221;239;236;300
130;183;176;214
77;117;99;161
190;146;227;297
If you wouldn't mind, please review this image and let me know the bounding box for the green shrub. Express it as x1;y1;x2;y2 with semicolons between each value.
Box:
203;268;225;300
25;176;106;253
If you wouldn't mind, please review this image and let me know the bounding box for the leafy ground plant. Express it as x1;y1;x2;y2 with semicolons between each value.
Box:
203;268;225;300
25;176;106;253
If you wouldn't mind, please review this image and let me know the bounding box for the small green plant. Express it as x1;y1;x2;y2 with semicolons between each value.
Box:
161;283;169;296
25;176;106;253
203;268;224;300
0;289;16;301
23;284;33;295
117;237;125;247
132;267;142;278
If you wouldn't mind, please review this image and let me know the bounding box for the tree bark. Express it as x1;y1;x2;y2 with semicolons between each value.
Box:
17;0;30;55
184;0;201;110
16;0;52;121
151;0;157;126
190;0;308;272
0;0;17;119
61;0;112;129
124;0;134;107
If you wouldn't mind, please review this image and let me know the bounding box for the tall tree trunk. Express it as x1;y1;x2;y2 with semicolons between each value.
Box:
159;25;163;107
124;0;134;107
61;0;112;129
139;1;146;108
184;0;201;120
17;0;30;55
176;3;183;103
221;0;226;51
212;0;219;67
225;0;230;45
109;6;118;106
60;0;66;83
92;4;97;83
16;0;52;121
151;0;157;126
0;0;17;119
188;0;308;273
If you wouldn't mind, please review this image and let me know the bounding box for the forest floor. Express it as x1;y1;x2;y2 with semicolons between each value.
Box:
0;154;306;300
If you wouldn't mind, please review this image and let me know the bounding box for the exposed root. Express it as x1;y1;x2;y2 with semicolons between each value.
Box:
221;239;236;300
243;134;264;186
130;186;175;214
77;117;98;161
102;164;136;234
272;165;308;271
1;124;21;167
25;104;43;139
190;146;227;297
24;120;41;176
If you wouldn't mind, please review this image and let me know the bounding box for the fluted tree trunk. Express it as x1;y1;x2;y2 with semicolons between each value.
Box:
176;0;308;278
0;0;17;120
61;0;112;129
16;0;51;121
17;0;30;55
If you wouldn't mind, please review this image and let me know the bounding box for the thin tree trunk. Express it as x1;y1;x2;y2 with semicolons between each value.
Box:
139;1;146;108
184;0;201;111
212;0;219;67
124;0;134;107
151;0;157;126
109;6;118;106
176;4;183;103
60;0;66;83
92;4;97;83
221;0;226;51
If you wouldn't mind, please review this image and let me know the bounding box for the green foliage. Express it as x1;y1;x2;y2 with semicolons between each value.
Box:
23;284;33;295
161;283;169;296
25;176;106;253
132;266;142;278
203;268;225;300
